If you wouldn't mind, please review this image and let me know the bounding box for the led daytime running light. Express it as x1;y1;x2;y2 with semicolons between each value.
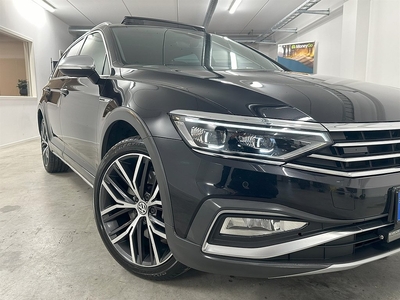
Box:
171;110;332;162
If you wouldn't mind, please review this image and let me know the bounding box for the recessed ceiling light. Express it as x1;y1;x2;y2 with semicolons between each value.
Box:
32;0;56;13
229;0;242;14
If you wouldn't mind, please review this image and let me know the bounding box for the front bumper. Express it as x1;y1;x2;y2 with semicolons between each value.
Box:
168;218;400;278
153;137;400;277
167;197;400;278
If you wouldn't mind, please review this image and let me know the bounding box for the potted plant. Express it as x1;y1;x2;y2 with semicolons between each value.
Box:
17;79;28;96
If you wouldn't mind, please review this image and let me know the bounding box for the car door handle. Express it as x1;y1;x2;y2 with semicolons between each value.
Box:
60;88;69;96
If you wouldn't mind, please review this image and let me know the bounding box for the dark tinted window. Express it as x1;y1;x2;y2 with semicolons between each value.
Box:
111;26;204;66
80;32;109;75
66;38;84;57
210;35;281;71
164;30;203;65
52;38;85;78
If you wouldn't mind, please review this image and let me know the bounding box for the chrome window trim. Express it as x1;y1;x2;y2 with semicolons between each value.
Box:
202;221;388;260
51;37;86;79
334;139;400;147
82;30;112;76
309;153;400;163
284;163;400;177
323;122;400;132
273;247;400;278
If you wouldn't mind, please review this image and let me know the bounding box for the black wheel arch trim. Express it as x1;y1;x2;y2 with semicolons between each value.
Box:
99;106;178;237
37;106;59;155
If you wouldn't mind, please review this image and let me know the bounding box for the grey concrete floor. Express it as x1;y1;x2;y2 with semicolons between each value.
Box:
1;139;400;300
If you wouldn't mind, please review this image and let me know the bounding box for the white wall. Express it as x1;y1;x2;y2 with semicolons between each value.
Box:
258;44;278;61
0;0;73;147
258;0;400;89
261;8;343;77
340;0;370;81
366;0;400;87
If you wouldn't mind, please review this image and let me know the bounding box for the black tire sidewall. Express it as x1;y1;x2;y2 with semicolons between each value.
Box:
93;137;184;280
40;119;68;173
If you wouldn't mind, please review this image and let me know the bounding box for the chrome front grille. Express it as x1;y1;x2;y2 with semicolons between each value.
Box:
288;122;400;177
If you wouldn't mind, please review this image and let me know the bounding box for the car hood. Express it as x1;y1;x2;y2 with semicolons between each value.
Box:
120;67;400;123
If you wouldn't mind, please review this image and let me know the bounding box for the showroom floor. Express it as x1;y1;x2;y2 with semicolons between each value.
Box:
1;139;400;300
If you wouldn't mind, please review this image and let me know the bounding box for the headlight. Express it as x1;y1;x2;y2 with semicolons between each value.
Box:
170;110;332;162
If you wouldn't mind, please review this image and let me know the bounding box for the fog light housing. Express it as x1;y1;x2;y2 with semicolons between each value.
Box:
220;217;307;236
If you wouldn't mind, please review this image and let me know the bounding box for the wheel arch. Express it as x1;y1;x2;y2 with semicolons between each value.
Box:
37;109;44;132
101;120;140;158
99;107;176;233
100;107;150;157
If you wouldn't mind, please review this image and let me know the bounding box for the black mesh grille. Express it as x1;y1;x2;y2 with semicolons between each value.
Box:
293;128;400;173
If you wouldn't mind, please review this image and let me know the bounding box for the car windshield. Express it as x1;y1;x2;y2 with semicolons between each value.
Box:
111;26;205;66
111;26;281;71
210;34;282;71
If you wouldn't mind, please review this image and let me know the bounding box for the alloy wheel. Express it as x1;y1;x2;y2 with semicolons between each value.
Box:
40;119;50;167
98;153;171;267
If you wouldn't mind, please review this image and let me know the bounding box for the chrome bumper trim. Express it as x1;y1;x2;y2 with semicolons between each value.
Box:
202;223;387;260
273;246;400;278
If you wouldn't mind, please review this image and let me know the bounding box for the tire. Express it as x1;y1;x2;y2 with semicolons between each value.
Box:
93;137;189;280
40;119;68;173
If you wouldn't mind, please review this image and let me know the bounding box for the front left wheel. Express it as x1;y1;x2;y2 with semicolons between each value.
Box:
93;137;188;280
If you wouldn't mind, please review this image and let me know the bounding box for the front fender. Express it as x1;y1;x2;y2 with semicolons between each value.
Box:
98;106;178;237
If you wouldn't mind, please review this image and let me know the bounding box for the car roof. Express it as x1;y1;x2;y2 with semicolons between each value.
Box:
120;16;205;32
89;17;206;36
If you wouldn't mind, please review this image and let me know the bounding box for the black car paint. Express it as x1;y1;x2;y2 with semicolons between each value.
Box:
38;22;400;278
40;65;398;249
153;136;395;238
120;67;400;122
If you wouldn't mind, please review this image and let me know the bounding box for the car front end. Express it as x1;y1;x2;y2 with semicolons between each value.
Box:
113;25;400;278
153;110;400;278
42;17;400;279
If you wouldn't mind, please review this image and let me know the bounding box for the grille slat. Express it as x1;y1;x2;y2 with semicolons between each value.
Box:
292;126;400;176
334;139;400;147
309;153;400;162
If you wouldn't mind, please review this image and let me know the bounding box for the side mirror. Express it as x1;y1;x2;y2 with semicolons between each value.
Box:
58;55;100;84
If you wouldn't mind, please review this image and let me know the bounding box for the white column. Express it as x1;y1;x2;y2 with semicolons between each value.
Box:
340;0;371;81
366;0;400;88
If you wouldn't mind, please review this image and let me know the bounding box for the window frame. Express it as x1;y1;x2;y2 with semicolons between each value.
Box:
0;25;37;98
51;36;87;79
52;29;112;79
110;26;206;67
79;31;111;76
209;34;283;72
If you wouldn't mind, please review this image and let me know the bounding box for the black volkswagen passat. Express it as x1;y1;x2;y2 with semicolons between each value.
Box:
38;17;400;280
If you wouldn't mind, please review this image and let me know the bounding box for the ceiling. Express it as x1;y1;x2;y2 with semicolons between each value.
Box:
46;0;346;43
